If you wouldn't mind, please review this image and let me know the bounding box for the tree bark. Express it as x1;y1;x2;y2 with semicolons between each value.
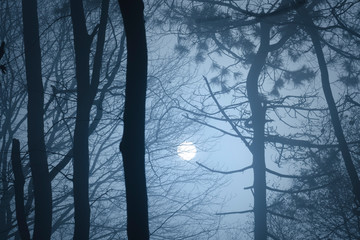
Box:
11;139;30;240
117;0;150;239
21;0;53;238
246;22;271;240
298;8;360;205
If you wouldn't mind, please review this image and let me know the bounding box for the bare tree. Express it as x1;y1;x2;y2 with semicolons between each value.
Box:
69;0;110;238
22;0;52;238
164;1;354;239
11;139;30;240
296;3;360;206
117;0;149;239
0;2;28;237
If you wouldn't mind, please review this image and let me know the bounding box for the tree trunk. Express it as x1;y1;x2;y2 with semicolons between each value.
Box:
246;22;271;240
299;8;360;205
0;118;12;239
70;0;109;238
70;1;91;238
117;0;150;239
11;139;30;240
22;0;52;238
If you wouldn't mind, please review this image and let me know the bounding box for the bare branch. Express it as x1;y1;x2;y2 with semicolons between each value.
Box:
197;161;252;174
216;209;253;215
267;210;298;221
203;76;251;149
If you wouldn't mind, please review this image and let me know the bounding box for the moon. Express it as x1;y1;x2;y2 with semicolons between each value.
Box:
177;141;197;161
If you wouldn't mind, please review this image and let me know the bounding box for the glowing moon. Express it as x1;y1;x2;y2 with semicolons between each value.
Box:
177;141;197;161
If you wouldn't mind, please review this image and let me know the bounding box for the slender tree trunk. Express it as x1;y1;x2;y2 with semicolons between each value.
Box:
22;0;52;238
246;22;271;240
70;1;91;237
11;139;30;240
70;0;109;238
117;0;149;239
299;8;360;205
0;122;12;239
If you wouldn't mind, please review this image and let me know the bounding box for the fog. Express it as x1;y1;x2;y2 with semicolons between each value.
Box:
1;0;360;239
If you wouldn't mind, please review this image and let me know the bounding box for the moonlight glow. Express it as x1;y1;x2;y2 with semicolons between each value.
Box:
177;142;197;161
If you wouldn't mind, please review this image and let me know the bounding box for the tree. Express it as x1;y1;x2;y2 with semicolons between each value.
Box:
166;1;300;238
0;2;28;237
164;1;341;239
11;138;30;240
267;2;360;238
22;0;52;238
246;21;271;239
296;2;360;207
69;0;109;238
117;0;149;239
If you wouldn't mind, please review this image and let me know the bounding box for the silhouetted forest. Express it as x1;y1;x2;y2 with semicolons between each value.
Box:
0;0;360;239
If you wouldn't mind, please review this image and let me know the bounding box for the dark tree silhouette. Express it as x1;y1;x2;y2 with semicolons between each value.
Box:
11;139;30;240
0;41;6;73
164;1;319;239
246;21;271;240
69;0;109;238
21;0;52;238
0;41;4;59
297;6;360;206
69;0;92;237
117;0;150;239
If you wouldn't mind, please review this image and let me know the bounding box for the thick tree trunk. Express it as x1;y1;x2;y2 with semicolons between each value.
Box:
22;0;52;238
246;22;271;240
117;0;150;239
11;139;30;240
299;9;360;205
70;0;109;238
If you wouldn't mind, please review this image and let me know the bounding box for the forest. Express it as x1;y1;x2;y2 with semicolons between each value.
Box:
0;0;360;239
